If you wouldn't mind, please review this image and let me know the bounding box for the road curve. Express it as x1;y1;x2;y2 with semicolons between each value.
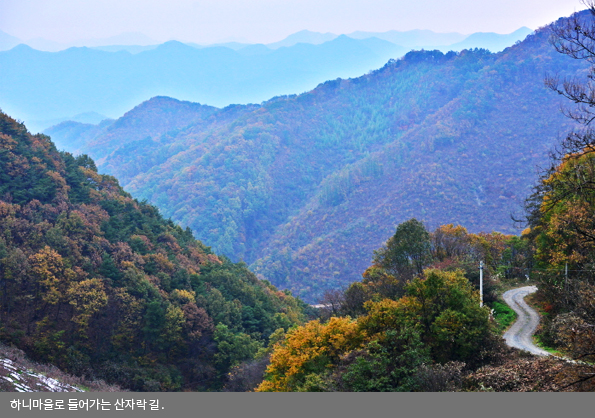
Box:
502;286;550;356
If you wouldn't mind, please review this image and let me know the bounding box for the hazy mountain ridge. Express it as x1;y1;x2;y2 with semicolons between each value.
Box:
44;119;115;154
0;30;21;50
347;29;467;47
2;25;532;133
0;27;529;52
267;30;339;49
45;14;587;302
0;31;159;52
1;36;405;132
446;27;533;53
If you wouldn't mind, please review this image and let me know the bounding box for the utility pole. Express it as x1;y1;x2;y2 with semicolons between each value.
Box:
565;262;568;287
479;261;484;308
565;262;568;306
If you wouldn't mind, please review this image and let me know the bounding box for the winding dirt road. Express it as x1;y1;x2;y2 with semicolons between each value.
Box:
502;286;550;356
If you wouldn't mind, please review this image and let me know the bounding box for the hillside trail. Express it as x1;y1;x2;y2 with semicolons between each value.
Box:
501;285;595;370
502;286;550;356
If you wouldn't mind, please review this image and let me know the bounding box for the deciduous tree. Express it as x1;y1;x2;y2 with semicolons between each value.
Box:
373;218;431;278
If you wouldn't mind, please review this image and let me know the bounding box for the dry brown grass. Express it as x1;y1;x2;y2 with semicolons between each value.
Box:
464;352;595;392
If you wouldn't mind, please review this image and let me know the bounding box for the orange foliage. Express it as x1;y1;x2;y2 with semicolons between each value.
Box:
256;317;363;392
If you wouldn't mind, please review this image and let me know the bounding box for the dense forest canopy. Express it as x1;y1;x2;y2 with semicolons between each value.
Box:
0;111;306;391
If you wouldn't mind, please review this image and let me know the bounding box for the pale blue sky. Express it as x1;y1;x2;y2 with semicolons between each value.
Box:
0;0;585;44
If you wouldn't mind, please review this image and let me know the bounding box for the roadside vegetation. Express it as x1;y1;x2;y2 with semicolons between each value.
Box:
491;301;517;332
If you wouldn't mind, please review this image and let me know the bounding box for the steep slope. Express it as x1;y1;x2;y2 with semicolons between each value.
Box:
0;112;306;391
50;13;588;302
0;342;123;392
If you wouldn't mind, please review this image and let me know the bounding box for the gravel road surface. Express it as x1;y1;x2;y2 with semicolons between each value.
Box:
502;286;550;356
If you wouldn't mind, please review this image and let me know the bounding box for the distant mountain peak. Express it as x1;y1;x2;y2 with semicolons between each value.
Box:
347;29;466;48
158;40;190;47
153;40;197;53
293;29;337;36
446;26;535;53
9;43;35;52
267;30;339;49
0;29;21;51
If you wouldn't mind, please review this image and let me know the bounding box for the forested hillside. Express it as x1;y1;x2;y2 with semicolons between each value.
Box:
517;5;595;381
0;112;306;391
253;217;595;392
253;7;595;391
47;13;588;302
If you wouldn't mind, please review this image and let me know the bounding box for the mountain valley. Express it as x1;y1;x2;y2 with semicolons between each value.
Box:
45;16;586;302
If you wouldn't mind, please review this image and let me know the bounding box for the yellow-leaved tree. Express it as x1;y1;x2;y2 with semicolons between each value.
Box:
256;317;363;392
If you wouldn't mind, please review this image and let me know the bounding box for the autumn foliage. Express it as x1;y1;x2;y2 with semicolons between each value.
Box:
257;268;496;392
0;112;305;391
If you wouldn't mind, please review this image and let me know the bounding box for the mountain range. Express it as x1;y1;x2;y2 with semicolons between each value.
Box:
45;13;586;303
0;30;159;52
0;27;532;52
0;26;532;133
0;37;405;133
